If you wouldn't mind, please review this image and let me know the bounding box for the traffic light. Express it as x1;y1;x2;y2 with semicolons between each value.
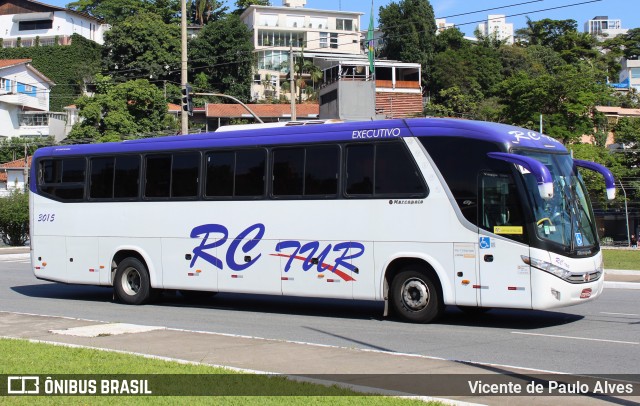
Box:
181;84;193;115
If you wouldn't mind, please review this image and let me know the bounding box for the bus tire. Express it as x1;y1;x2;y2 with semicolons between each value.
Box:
114;258;152;305
391;269;443;323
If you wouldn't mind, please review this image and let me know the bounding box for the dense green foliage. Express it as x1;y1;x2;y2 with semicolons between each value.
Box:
0;34;101;111
102;11;181;83
188;14;254;101
0;190;29;246
68;75;177;142
378;0;436;86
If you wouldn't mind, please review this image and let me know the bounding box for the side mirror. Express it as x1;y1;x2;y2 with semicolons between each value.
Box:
574;159;616;200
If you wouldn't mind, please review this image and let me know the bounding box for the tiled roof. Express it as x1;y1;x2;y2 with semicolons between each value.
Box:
0;59;32;69
0;156;32;169
596;106;640;116
206;103;319;118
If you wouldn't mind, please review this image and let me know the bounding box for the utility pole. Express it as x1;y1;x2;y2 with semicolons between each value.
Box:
289;45;296;121
180;0;188;135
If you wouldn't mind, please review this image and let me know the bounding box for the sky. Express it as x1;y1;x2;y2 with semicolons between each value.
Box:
271;0;640;37
43;0;639;37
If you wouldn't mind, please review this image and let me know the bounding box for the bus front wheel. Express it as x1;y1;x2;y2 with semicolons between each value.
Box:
114;258;152;305
391;269;443;323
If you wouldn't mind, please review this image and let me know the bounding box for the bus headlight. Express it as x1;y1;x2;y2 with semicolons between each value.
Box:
521;256;571;280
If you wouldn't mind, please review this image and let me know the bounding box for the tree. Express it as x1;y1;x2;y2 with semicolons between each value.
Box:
233;0;270;14
497;62;611;143
102;12;180;83
67;0;180;24
378;0;436;87
188;14;254;101
0;190;29;246
618;28;640;60
68;75;176;142
192;0;227;25
514;18;598;64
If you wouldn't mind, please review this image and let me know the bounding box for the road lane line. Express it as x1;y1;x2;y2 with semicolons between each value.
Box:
511;331;639;345
600;312;639;316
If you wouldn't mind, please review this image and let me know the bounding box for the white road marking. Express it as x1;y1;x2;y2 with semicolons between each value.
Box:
511;331;639;345
600;312;639;317
0;253;31;262
50;323;165;337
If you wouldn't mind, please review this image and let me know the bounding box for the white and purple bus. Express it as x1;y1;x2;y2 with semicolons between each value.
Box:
29;118;615;323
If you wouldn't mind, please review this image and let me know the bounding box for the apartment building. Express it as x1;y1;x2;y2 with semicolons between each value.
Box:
476;14;514;45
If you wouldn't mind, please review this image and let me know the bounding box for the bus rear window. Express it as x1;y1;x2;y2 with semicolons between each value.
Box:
38;158;86;201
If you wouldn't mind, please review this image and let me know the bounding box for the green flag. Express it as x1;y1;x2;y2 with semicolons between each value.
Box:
367;2;375;78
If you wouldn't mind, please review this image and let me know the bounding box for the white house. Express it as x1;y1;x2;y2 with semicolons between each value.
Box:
0;156;30;196
584;16;627;40
0;58;55;139
240;0;363;101
0;0;109;47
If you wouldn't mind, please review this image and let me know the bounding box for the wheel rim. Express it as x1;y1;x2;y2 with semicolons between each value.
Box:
121;267;141;296
401;277;430;312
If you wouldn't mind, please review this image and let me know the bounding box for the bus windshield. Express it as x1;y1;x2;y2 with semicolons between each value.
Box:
516;151;598;252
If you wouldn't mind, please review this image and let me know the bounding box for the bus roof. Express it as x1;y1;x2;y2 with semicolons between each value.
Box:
34;118;567;158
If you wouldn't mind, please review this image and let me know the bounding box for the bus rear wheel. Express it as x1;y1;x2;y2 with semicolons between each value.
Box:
391;269;443;323
114;258;152;305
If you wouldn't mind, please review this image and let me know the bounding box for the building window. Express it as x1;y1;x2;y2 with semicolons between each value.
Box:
336;19;353;31
319;32;328;48
19;113;48;126
631;68;640;79
258;30;304;48
330;33;338;49
18;20;53;31
257;50;289;71
1;78;12;92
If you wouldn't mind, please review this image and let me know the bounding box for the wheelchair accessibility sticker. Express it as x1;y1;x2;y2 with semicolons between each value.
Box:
575;232;583;247
479;236;491;249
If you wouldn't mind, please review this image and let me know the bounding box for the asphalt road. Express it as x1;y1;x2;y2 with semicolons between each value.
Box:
2;254;639;376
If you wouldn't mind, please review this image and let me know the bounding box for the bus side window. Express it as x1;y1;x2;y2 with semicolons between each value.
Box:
479;172;526;242
346;144;374;195
205;149;265;198
39;158;86;201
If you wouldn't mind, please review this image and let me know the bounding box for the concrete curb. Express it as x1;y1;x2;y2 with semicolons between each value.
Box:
604;281;640;290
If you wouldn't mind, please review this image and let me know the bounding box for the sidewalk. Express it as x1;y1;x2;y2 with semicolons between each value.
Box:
1;311;638;405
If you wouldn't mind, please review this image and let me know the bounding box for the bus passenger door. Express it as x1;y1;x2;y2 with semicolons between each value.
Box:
278;239;356;299
477;172;532;308
453;243;479;306
66;237;100;284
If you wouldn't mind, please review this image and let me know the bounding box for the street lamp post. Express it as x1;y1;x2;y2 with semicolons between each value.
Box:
619;179;630;247
196;93;264;124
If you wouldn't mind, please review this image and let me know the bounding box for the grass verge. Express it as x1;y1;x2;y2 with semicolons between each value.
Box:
0;338;442;405
602;249;640;270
